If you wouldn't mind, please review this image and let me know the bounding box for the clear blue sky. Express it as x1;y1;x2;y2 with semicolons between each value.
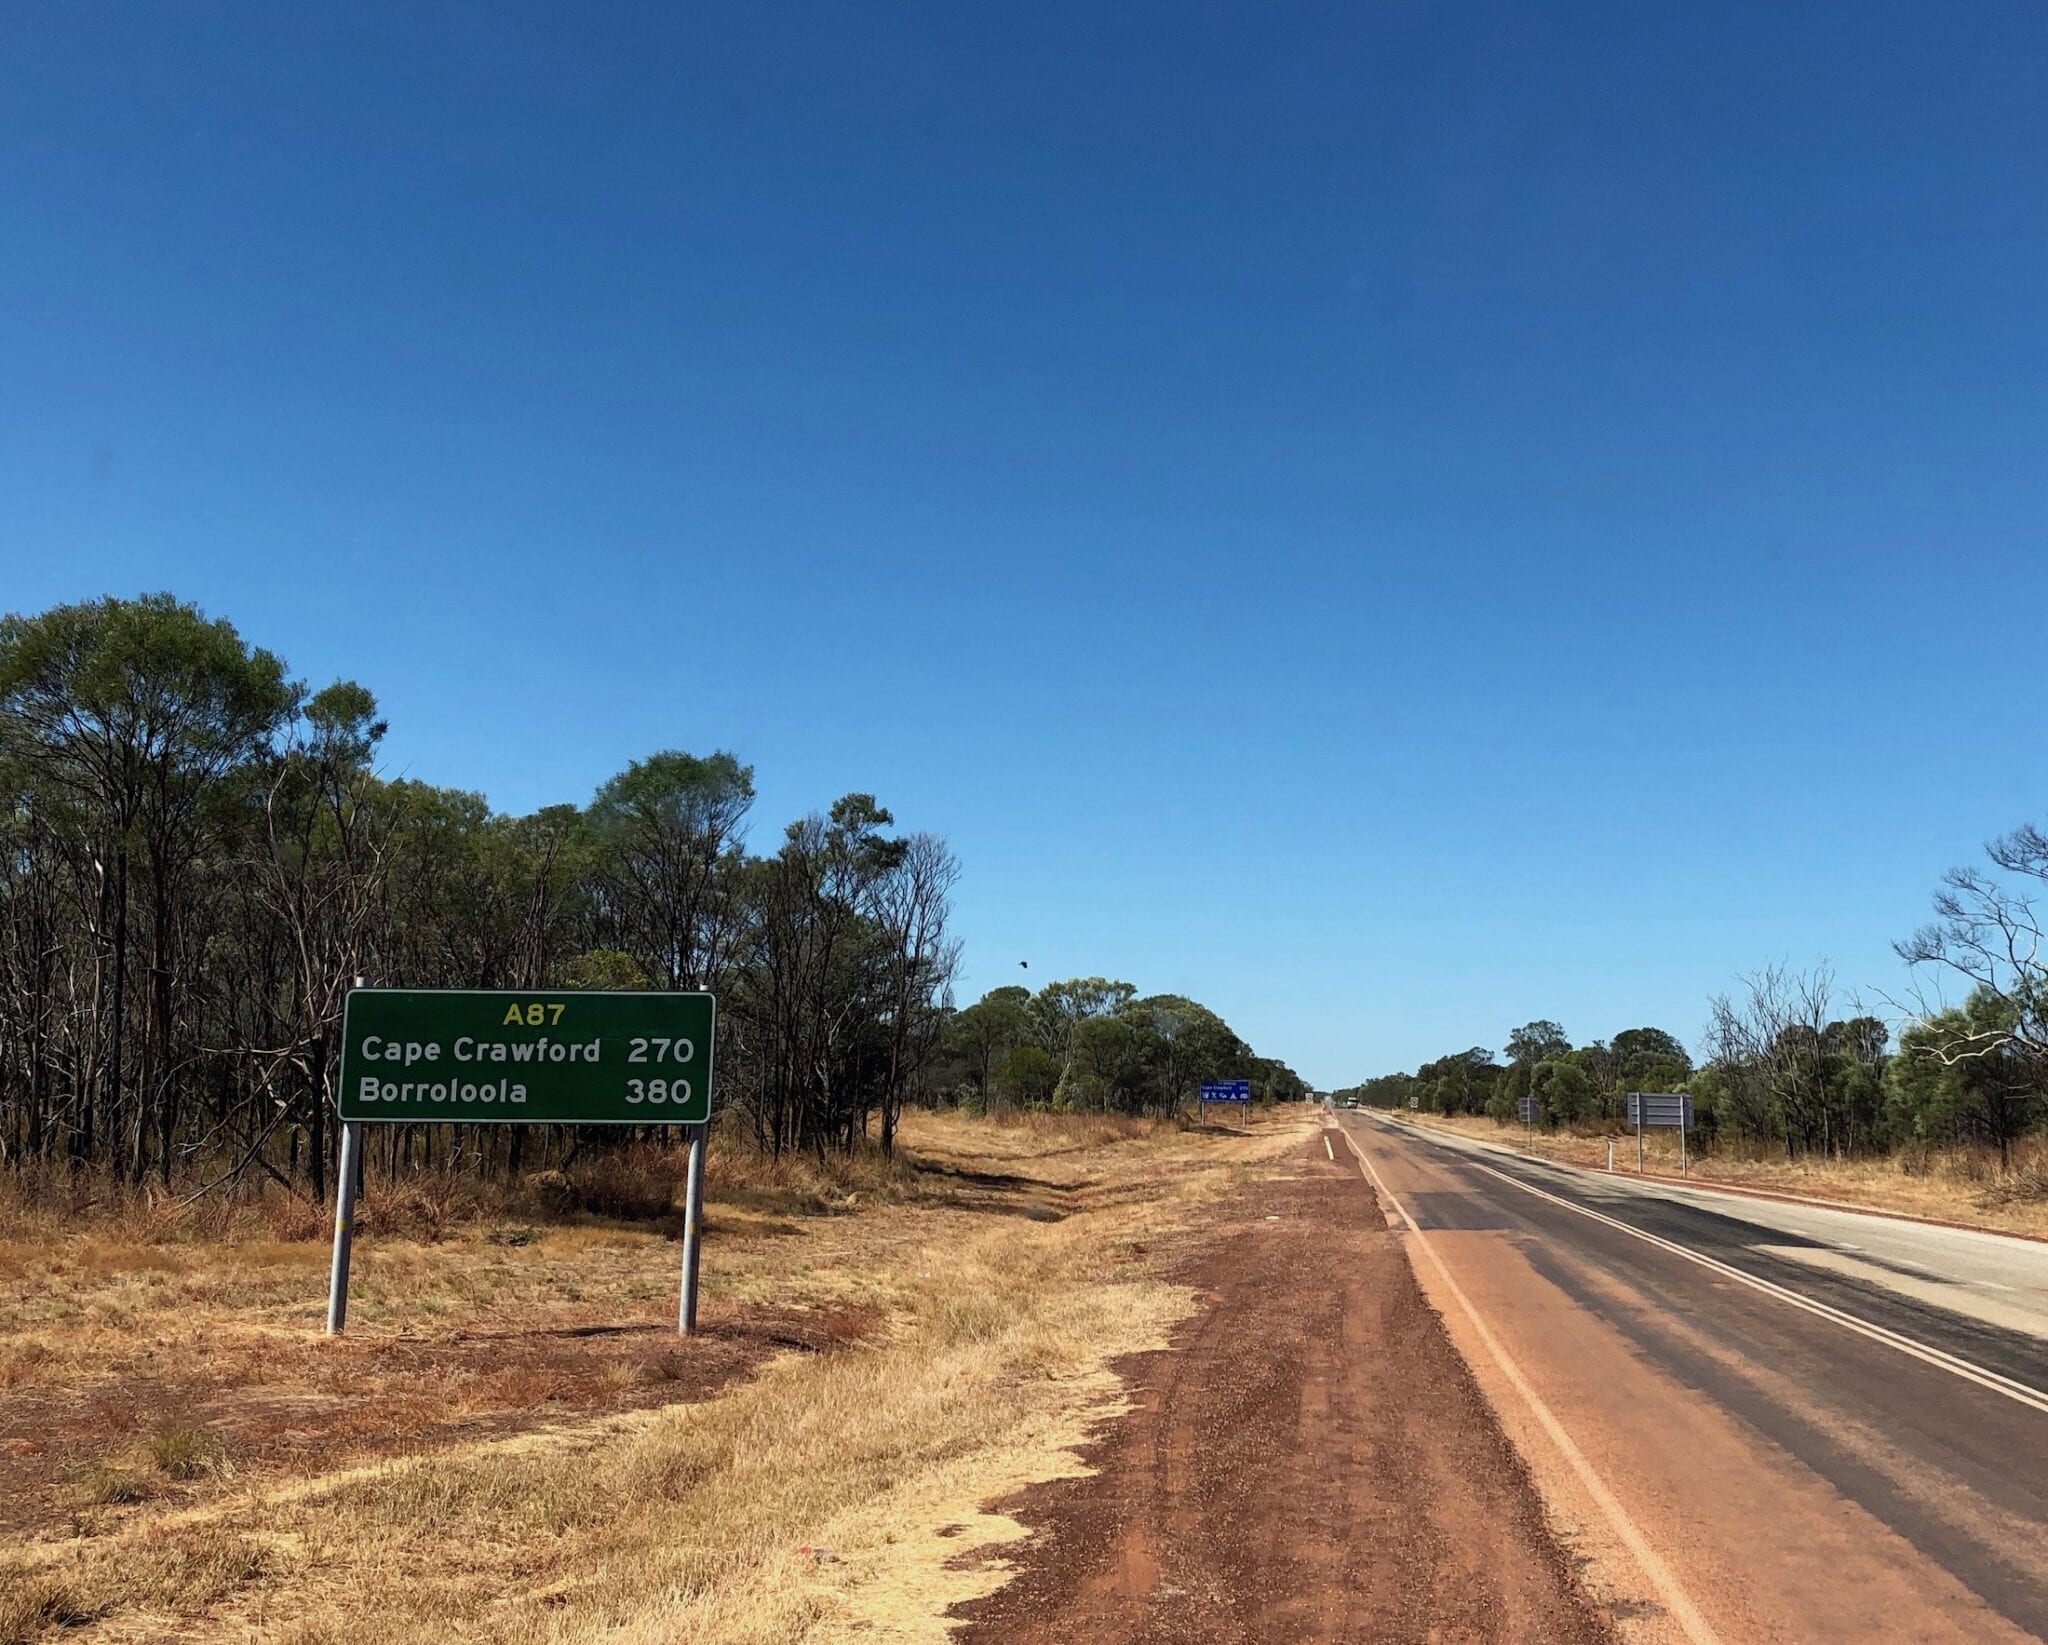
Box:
6;4;2046;1087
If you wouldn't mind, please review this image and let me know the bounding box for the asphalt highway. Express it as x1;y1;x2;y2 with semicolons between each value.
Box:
1336;1111;2048;1645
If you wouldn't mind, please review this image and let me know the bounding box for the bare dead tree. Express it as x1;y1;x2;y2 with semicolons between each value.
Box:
1883;825;2048;1167
1703;961;1837;1158
870;832;961;1154
1895;824;2048;1071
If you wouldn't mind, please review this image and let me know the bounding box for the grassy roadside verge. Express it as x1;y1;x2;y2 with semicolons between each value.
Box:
0;1109;1310;1644
1384;1110;2048;1240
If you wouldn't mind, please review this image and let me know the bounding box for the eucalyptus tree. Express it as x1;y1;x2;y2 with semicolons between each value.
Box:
1611;1027;1693;1092
734;794;914;1156
239;681;391;1196
1029;976;1135;1087
871;831;960;1151
1887;991;2040;1167
947;985;1031;1108
586;750;754;993
0;594;296;1183
1500;1020;1571;1123
1128;993;1234;1117
1505;1020;1571;1066
1069;1010;1155;1112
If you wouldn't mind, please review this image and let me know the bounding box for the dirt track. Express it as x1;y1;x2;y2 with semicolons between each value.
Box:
954;1128;1612;1645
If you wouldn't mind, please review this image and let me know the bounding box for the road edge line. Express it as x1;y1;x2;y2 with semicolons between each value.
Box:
1326;1125;1725;1645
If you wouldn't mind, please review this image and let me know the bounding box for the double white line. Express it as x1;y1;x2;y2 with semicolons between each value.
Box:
1457;1154;2048;1418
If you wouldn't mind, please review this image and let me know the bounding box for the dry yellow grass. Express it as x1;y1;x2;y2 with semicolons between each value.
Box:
1393;1111;2048;1239
0;1107;1312;1644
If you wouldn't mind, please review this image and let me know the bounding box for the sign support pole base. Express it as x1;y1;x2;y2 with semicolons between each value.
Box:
326;1120;363;1335
679;1123;707;1335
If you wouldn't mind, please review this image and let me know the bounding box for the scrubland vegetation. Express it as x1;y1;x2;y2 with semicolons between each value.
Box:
0;1107;1307;1644
0;591;1314;1641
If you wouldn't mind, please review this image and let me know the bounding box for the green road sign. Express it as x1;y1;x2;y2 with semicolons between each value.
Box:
337;989;715;1125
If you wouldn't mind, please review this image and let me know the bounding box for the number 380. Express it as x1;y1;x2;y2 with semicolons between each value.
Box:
625;1078;692;1105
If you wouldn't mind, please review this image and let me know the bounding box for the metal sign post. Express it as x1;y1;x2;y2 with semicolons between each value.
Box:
679;1121;707;1333
325;1119;362;1335
1625;1092;1694;1177
325;987;716;1335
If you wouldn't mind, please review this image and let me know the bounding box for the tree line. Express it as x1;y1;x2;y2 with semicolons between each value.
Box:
931;975;1307;1117
1338;821;2048;1166
0;593;976;1196
0;594;1305;1202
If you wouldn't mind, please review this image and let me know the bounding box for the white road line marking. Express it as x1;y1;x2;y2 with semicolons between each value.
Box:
1448;1153;2048;1418
1336;1123;1724;1645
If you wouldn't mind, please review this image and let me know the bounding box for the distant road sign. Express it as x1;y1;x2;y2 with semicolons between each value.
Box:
1516;1095;1539;1125
1626;1091;1692;1130
338;989;715;1125
1200;1079;1251;1102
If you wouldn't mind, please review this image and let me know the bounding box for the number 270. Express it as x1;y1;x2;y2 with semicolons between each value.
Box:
628;1037;694;1063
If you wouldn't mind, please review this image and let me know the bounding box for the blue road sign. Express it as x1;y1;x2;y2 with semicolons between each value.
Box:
1200;1079;1252;1102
